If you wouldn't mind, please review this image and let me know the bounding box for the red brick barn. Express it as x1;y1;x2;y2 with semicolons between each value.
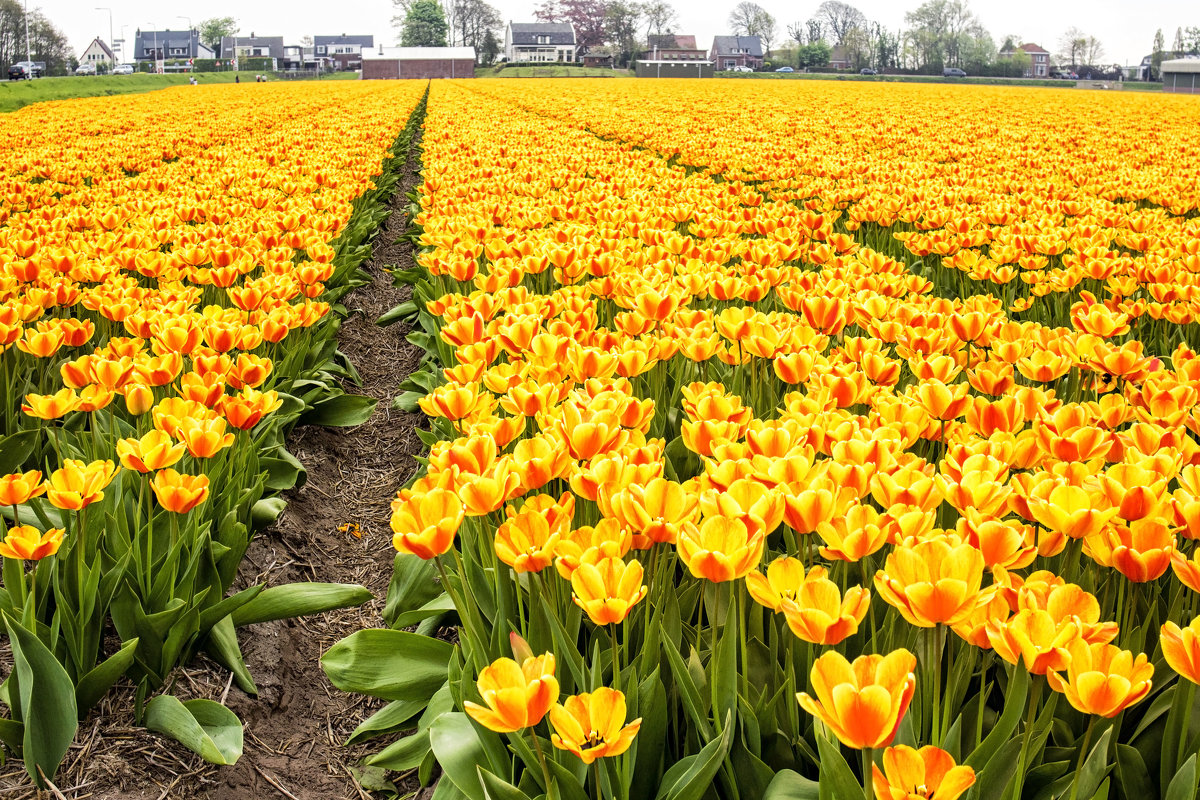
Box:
362;46;477;79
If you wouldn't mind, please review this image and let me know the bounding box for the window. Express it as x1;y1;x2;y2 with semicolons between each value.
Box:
316;45;326;54
537;35;549;44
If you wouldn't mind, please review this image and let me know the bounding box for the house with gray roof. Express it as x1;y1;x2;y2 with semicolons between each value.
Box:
504;22;577;64
710;35;763;71
219;35;285;62
133;29;213;63
315;34;375;71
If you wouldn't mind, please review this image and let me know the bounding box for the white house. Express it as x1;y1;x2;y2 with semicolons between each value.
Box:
503;22;577;63
79;37;115;68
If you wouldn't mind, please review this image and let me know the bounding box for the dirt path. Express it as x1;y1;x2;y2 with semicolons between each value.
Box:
0;132;427;800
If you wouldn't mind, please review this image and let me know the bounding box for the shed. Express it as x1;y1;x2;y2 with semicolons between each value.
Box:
1161;58;1200;95
635;59;713;78
362;47;476;79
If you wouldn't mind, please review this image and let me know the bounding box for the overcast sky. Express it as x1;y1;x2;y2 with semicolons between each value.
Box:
55;0;1193;67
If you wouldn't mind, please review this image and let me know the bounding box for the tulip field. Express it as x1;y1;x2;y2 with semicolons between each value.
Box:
3;77;1200;800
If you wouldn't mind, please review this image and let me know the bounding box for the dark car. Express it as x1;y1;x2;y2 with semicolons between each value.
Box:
942;67;967;78
8;61;44;80
860;68;877;75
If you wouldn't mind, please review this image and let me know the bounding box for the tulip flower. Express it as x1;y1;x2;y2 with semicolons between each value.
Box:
986;608;1079;675
0;471;47;507
1161;616;1200;685
549;687;641;764
1046;640;1152;718
570;555;647;625
1083;517;1175;583
464;654;559;733
797;649;917;750
45;459;118;511
390;488;464;560
676;516;764;583
150;470;210;514
872;745;976;800
874;536;989;628
746;557;808;612
780;570;871;645
495;508;560;574
117;430;186;473
816;502;888;561
0;525;64;561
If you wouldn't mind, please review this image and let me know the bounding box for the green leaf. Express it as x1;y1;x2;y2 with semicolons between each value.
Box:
144;696;243;765
429;713;490;800
0;717;24;753
975;737;1024;800
966;664;1028;772
204;615;258;696
478;767;533;800
0;430;38;474
383;553;443;628
1115;744;1155;800
301;394;377;427
74;638;139;713
366;729;431;771
654;714;734;800
261;448;307;491
662;643;714;741
1073;727;1113;800
1165;754;1197;800
348;698;428;745
251;497;287;528
321;629;452;701
762;770;821;800
378;300;418;326
230;583;371;627
5;615;78;788
815;734;862;800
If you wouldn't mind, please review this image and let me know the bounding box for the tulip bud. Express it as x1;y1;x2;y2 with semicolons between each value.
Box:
124;383;154;416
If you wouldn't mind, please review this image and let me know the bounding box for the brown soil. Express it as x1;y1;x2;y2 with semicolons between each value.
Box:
0;139;428;799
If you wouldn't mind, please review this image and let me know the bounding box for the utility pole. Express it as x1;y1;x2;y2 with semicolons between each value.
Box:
23;0;31;67
95;7;113;67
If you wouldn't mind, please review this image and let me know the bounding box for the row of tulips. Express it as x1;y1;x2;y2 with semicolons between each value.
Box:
323;80;1200;800
0;82;429;785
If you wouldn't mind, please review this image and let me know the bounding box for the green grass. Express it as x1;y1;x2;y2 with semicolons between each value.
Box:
717;71;1162;91
0;71;359;113
476;65;631;78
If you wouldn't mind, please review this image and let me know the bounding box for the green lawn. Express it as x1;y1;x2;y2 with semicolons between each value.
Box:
0;71;359;113
717;71;1162;91
476;65;631;78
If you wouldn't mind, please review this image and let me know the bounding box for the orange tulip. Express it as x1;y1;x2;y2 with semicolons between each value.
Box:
116;430;186;473
872;745;976;800
986;608;1079;675
175;416;236;459
676;516;764;583
746;556;808;612
1083;517;1175;583
549;687;641;764
797;649;917;750
780;568;871;645
0;525;64;561
46;459;118;510
464;654;559;733
874;536;988;628
570;555;647;625
495;506;560;574
816;502;888;562
554;519;632;581
0;471;47;507
150;469;210;513
22;388;81;420
390;488;464;560
1161;616;1200;685
1046;640;1152;718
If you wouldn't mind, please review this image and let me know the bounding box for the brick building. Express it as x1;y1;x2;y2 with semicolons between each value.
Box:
361;46;477;79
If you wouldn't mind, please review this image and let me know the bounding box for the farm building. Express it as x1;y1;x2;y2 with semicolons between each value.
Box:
361;47;476;79
635;60;713;78
1161;58;1200;94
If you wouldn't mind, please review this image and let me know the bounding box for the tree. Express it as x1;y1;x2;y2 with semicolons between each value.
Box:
1151;28;1164;80
641;0;678;40
400;0;449;46
533;0;562;22
1057;27;1085;68
1185;27;1200;55
198;16;238;56
1172;26;1184;55
444;0;501;51
561;0;608;50
816;1;865;46
479;28;500;64
605;0;641;65
904;0;986;71
728;2;777;53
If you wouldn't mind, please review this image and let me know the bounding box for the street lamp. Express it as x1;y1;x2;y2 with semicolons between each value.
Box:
95;8;113;67
23;0;31;68
145;22;160;72
177;15;192;30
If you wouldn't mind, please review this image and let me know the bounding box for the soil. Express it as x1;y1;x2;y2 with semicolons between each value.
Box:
0;137;428;799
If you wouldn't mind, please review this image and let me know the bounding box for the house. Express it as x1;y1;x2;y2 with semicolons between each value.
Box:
999;42;1050;77
79;38;115;68
828;46;850;69
219;35;285;62
582;53;614;68
133;29;213;63
641;34;707;62
282;45;319;71
1161;57;1200;94
362;46;476;79
710;35;763;71
504;22;577;63
635;60;713;78
314;35;374;70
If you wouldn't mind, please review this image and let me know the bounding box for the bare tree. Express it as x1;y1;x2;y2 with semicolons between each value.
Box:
728;1;776;52
1057;26;1085;68
641;0;678;39
816;0;865;46
444;0;501;49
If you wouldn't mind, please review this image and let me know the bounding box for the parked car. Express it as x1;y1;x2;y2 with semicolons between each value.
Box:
942;67;967;77
730;65;753;73
8;61;44;80
860;68;877;75
112;64;135;75
775;66;794;73
75;63;96;75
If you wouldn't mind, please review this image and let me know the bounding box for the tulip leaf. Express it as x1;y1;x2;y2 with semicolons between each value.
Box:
711;592;738;731
230;582;371;627
966;664;1028;772
762;770;820;800
0;429;38;475
663;643;714;741
974;737;1024;800
383;553;442;627
477;767;533;800
321;629;452;701
653;713;734;800
302;393;377;427
0;717;24;753
74;637;139;713
814;734;862;800
144;696;243;765
429;712;500;800
4;615;78;788
261;448;307;491
632;668;669;792
347;698;429;745
1165;754;1197;800
204;614;258;696
251;497;287;528
1115;744;1155;800
1071;727;1113;800
366;729;431;771
544;754;589;800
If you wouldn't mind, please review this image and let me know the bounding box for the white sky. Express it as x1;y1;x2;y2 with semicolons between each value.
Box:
54;0;1195;67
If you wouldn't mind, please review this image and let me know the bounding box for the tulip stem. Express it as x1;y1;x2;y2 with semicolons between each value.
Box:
528;729;555;798
1068;717;1096;800
1014;676;1043;800
861;747;874;800
611;624;621;692
591;761;602;800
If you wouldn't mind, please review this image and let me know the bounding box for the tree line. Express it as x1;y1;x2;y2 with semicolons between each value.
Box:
0;0;76;76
